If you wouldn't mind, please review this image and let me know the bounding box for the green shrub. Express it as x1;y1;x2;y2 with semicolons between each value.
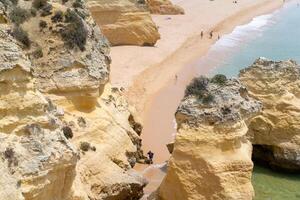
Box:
0;0;18;7
4;147;18;167
32;0;47;9
202;93;214;104
61;10;87;51
62;126;73;139
72;0;83;8
80;142;90;152
9;6;30;25
185;76;209;98
12;26;31;48
39;20;47;28
4;148;14;160
211;74;227;86
40;3;52;16
51;10;63;23
64;9;77;23
62;0;68;4
30;8;37;16
32;47;43;58
91;146;96;151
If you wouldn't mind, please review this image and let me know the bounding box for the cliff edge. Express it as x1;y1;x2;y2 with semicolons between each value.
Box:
240;58;300;172
0;0;146;199
159;75;261;200
87;0;160;46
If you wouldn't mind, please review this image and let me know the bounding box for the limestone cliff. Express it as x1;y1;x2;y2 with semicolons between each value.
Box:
240;58;300;172
159;76;261;200
146;0;184;15
87;0;160;46
0;26;77;200
1;0;146;199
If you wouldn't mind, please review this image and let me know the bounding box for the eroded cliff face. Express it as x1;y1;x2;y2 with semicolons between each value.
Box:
87;0;160;46
159;77;261;200
1;0;146;199
240;58;300;172
146;0;184;15
0;26;77;200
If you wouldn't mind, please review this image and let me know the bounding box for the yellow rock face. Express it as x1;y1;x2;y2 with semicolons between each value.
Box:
1;0;146;198
240;58;300;171
49;84;146;200
159;123;254;200
146;0;184;15
159;78;261;200
0;27;77;200
87;0;160;46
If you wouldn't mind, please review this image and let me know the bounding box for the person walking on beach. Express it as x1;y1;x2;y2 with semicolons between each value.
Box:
201;31;204;39
147;151;154;164
175;74;178;83
209;31;213;39
218;35;220;40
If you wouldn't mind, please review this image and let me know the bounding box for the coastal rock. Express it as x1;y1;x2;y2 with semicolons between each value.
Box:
159;76;261;200
1;0;146;199
240;58;300;172
20;2;109;97
87;0;160;46
146;0;184;15
0;28;77;200
51;85;147;200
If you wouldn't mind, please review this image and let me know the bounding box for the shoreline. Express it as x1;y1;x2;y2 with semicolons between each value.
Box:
134;0;284;162
118;0;286;197
118;0;283;121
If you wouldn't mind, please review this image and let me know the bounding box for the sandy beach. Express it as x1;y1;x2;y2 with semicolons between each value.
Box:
110;0;283;121
110;0;284;197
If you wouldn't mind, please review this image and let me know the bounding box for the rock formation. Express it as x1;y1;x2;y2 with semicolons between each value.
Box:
159;76;261;200
87;0;160;46
146;0;184;15
240;58;300;172
0;0;146;199
0;26;77;200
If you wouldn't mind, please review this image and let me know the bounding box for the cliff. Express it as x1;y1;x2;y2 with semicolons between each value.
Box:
240;58;300;172
87;0;160;46
0;26;77;200
159;76;261;200
146;0;184;15
0;0;146;199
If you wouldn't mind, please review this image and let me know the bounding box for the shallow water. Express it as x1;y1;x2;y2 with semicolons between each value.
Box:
253;165;300;200
206;1;300;77
204;1;300;199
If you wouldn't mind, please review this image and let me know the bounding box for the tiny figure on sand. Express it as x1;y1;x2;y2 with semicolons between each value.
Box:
201;31;204;39
210;31;213;39
147;151;154;164
175;74;178;83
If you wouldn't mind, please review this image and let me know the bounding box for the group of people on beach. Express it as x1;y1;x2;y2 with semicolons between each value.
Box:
201;30;220;40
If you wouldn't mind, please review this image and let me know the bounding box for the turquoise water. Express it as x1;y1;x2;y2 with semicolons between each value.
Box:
201;1;300;199
253;165;300;200
196;1;300;78
215;2;300;77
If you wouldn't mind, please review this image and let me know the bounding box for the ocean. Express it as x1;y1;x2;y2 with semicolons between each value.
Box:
200;1;300;199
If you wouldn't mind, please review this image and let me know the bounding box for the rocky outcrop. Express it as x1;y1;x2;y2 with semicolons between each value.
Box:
240;58;300;172
146;0;184;15
1;0;146;199
51;85;147;200
0;26;77;200
87;0;160;46
159;76;261;200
